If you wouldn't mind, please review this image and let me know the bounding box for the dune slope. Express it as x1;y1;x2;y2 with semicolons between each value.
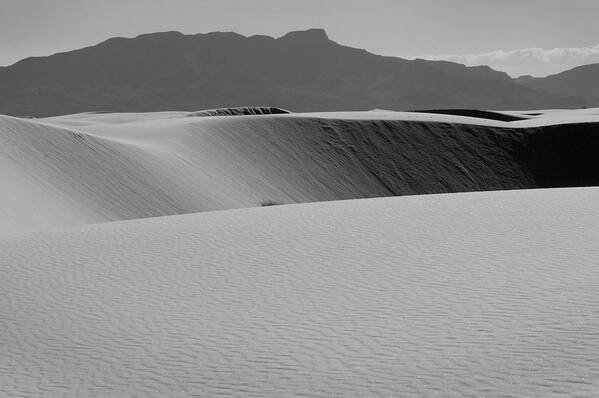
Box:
1;110;599;236
2;187;599;396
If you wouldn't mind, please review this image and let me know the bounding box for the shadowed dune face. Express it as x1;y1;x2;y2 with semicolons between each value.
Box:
520;122;599;187
1;111;598;235
412;109;527;122
186;106;290;117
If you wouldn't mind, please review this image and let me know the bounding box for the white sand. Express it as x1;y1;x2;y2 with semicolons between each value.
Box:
2;108;598;237
1;187;598;396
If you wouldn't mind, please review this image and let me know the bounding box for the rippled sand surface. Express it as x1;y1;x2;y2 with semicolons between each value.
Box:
2;187;599;396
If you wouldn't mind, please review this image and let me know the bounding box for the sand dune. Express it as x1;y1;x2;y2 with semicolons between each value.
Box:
186;106;290;117
1;108;599;236
2;187;598;396
1;108;598;395
412;108;527;121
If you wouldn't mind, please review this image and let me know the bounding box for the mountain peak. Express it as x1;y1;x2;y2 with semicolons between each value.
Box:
0;27;592;117
278;28;329;43
135;31;185;40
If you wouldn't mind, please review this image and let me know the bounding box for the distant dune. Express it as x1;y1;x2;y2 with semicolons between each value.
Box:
1;108;599;236
2;187;599;396
187;106;290;117
411;108;526;121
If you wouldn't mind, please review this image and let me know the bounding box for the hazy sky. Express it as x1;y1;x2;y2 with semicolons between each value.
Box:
2;0;599;76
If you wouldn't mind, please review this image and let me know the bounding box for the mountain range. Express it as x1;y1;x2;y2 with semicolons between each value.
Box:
516;63;599;99
0;28;597;117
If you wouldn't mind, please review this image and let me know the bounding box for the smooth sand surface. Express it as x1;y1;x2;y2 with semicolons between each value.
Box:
2;108;599;237
2;187;599;396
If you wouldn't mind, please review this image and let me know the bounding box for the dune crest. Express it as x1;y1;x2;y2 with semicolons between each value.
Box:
186;106;290;117
1;109;599;236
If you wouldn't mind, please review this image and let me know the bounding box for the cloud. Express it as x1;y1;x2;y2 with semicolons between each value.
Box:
405;44;599;77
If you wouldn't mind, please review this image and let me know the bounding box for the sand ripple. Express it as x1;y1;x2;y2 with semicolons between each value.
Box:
1;188;599;396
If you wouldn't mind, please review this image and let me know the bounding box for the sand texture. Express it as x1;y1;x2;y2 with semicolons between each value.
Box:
2;187;599;396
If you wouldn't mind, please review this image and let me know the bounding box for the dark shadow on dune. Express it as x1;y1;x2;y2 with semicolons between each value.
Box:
187;107;290;117
412;109;526;122
255;117;599;198
191;116;599;201
519;123;599;188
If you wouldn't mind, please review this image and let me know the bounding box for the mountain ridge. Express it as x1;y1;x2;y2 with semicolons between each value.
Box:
0;28;592;117
515;62;599;99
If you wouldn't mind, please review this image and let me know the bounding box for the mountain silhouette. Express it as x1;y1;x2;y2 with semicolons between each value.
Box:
0;28;590;117
515;63;599;101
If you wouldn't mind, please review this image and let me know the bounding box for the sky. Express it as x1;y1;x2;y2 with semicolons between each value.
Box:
2;0;599;76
